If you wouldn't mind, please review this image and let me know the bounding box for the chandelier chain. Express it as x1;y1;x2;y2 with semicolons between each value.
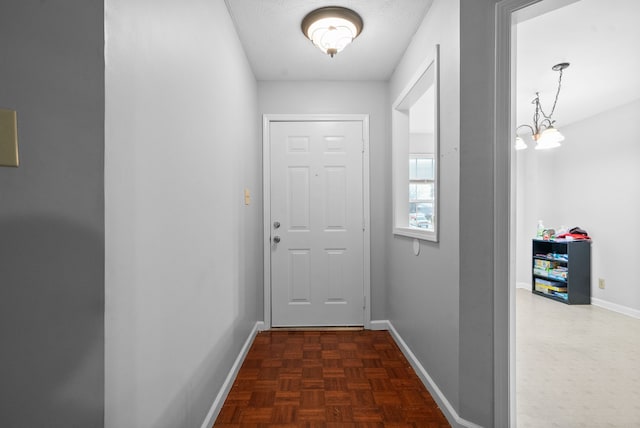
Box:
538;68;564;121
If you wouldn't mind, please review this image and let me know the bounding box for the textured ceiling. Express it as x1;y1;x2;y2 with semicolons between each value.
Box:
225;0;434;81
226;0;639;125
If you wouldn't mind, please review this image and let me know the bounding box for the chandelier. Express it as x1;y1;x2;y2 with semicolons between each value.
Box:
301;7;363;58
515;62;570;150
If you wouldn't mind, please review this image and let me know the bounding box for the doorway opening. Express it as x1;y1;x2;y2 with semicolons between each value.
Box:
505;0;640;425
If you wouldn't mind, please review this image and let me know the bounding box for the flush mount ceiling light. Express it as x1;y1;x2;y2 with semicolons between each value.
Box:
301;6;363;58
515;62;570;150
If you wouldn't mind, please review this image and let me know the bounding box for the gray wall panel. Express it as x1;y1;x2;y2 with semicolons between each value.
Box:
0;1;105;427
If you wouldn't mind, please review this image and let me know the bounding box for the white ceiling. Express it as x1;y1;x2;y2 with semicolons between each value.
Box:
225;0;639;125
516;0;640;129
224;0;433;81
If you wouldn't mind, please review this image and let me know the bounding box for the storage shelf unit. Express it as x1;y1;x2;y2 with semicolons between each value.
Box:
531;239;591;304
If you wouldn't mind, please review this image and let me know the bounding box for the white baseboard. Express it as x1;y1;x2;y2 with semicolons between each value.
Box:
369;319;390;330
369;320;482;428
591;298;640;319
200;321;264;428
256;321;269;331
515;286;639;319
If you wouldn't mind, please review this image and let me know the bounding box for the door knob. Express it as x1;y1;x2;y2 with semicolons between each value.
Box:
273;236;281;243
273;221;281;229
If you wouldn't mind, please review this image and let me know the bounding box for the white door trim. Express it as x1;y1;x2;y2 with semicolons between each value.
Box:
262;114;371;329
495;1;545;426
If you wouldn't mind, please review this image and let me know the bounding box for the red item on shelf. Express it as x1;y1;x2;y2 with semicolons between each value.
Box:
556;233;591;240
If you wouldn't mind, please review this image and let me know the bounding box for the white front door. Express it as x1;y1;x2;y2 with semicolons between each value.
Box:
269;120;365;327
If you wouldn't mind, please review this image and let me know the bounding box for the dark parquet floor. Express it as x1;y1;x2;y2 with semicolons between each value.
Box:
213;329;450;427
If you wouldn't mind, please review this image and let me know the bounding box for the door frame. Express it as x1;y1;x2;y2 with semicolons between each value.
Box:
262;114;371;329
495;1;580;425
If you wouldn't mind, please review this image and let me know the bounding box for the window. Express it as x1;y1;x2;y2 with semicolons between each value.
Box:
392;45;439;241
409;155;435;231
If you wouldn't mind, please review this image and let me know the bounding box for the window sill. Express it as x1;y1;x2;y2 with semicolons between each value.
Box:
393;226;437;242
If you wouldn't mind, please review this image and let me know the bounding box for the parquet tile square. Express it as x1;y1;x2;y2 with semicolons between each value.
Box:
302;359;322;368
278;378;301;391
261;358;284;368
302;367;323;379
257;367;280;380
238;407;273;422
324;377;347;391
282;359;303;369
213;330;450;427
324;390;351;405
362;358;383;368
226;390;251;402
341;358;364;367
303;350;321;359
272;405;297;423
372;390;402;406
346;378;371;390
364;367;388;378
322;367;345;378
325;404;353;422
321;349;341;359
300;390;325;408
279;368;303;379
297;408;326;421
352;406;384;422
216;404;242;424
248;391;275;407
274;391;300;406
368;378;393;391
381;404;405;422
237;368;259;380
301;379;324;390
338;342;358;351
321;358;341;369
350;389;376;407
400;389;430;406
253;380;277;391
344;367;366;378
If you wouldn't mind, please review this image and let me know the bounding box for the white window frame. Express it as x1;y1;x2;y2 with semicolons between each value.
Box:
408;154;435;230
392;45;440;242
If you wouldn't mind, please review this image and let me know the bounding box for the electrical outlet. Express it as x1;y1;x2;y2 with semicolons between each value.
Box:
598;278;605;289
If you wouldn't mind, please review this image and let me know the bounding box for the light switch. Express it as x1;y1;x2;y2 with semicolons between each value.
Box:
0;109;19;167
244;188;251;205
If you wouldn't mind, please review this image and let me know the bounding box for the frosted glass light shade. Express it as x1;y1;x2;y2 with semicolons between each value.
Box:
534;126;564;150
302;7;363;57
515;136;528;151
307;18;356;56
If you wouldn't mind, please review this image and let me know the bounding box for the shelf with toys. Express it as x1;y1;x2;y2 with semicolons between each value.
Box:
531;237;591;305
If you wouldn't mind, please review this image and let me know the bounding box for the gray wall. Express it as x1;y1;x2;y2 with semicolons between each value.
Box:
0;1;105;427
258;81;390;320
459;0;499;425
104;0;261;427
389;0;502;425
387;0;461;415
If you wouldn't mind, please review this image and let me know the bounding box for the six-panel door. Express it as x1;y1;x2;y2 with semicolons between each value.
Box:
270;120;364;327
